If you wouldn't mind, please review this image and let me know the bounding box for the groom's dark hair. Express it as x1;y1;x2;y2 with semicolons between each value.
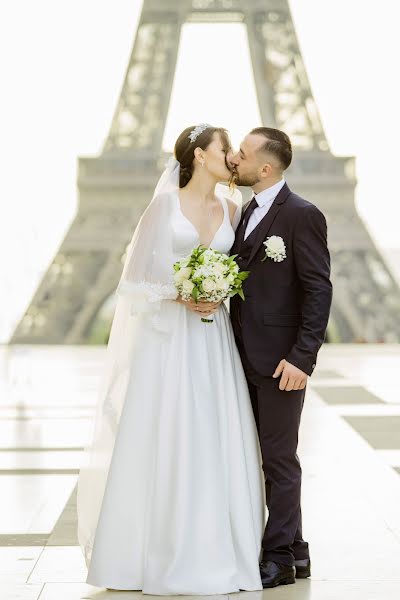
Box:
250;127;292;170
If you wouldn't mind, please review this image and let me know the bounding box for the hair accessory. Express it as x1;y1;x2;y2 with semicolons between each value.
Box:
188;123;212;143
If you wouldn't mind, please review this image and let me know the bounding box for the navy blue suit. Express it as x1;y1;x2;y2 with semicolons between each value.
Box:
230;182;332;565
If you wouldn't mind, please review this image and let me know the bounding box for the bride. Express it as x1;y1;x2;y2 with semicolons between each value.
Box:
76;124;265;594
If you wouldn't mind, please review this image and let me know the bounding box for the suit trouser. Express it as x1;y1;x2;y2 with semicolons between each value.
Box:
235;334;310;566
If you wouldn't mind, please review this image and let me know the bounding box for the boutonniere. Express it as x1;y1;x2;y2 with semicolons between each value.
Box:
261;235;287;263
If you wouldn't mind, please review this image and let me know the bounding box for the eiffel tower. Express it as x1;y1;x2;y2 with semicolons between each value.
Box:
10;0;400;345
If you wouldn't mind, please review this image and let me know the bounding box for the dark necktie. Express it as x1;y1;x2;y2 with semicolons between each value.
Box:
238;196;258;245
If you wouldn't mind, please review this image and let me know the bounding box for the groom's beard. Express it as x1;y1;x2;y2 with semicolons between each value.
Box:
234;172;260;187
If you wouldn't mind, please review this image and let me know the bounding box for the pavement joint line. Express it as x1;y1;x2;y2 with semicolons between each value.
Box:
312;385;385;405
0;469;80;475
0;447;85;452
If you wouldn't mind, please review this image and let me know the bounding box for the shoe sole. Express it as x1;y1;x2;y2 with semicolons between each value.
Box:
262;576;296;588
295;568;311;579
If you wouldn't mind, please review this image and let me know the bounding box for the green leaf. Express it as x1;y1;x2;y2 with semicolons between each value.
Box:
238;288;245;301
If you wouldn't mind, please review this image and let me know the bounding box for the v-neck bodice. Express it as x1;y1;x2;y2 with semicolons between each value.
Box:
171;192;235;256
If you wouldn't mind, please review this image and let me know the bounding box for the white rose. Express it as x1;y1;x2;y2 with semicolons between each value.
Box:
174;267;192;284
216;278;230;291
202;250;214;264
202;278;217;293
182;279;195;294
213;262;228;275
180;266;192;279
265;236;285;254
263;235;287;263
193;266;209;279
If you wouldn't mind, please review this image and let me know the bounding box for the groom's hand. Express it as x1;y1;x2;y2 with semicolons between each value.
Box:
272;359;308;391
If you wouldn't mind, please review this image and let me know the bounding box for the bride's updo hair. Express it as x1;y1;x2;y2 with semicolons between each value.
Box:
174;125;232;188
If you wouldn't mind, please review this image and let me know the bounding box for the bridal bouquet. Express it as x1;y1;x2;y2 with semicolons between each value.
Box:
173;245;250;323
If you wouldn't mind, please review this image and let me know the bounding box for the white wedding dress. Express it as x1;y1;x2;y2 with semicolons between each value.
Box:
79;190;265;594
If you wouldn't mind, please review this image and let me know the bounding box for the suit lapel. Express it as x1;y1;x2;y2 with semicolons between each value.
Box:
245;182;291;266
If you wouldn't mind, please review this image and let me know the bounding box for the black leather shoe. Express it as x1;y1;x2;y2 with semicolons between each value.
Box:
259;560;296;588
294;558;311;578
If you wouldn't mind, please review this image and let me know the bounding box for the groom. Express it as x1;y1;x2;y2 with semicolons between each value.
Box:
228;128;332;588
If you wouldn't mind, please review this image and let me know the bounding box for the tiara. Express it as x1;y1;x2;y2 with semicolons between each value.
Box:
188;123;212;143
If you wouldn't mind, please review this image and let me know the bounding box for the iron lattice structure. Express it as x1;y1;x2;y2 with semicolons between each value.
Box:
10;0;400;344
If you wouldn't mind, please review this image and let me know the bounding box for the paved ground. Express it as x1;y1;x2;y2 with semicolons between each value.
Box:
0;343;399;599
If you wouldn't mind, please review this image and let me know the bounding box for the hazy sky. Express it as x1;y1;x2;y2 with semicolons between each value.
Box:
1;0;399;341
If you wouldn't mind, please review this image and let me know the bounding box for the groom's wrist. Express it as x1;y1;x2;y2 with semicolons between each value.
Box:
285;349;316;377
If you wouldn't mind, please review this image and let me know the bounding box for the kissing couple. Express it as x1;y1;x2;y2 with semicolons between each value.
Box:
77;124;332;593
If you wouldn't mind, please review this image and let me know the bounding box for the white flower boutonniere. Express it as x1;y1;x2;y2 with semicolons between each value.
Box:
262;235;287;263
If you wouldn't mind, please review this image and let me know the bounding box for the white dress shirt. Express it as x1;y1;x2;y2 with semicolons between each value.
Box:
244;178;286;240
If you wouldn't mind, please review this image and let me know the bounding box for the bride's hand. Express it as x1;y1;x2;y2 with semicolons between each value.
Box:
176;296;222;316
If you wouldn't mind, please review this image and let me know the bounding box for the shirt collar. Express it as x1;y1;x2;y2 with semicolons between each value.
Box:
253;178;285;208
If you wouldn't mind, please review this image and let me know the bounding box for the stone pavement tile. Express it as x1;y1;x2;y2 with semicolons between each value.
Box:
0;583;43;600
0;547;43;583
343;416;400;449
312;385;383;404
343;417;400;432
0;469;80;475
39;583;143;599
255;580;400;600
36;584;400;600
0;407;93;420
298;393;400;578
27;547;87;584
327;405;400;417
314;345;400;386
0;475;77;534
39;586;263;600
376;449;400;467
0;450;83;470
2;346;400;599
0;535;48;547
365;385;400;404
312;369;343;379
0;419;92;449
47;486;78;546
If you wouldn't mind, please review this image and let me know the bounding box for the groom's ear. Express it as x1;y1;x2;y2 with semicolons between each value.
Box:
260;162;273;178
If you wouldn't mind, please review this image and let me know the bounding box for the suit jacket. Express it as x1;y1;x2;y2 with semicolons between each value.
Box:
230;182;332;377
